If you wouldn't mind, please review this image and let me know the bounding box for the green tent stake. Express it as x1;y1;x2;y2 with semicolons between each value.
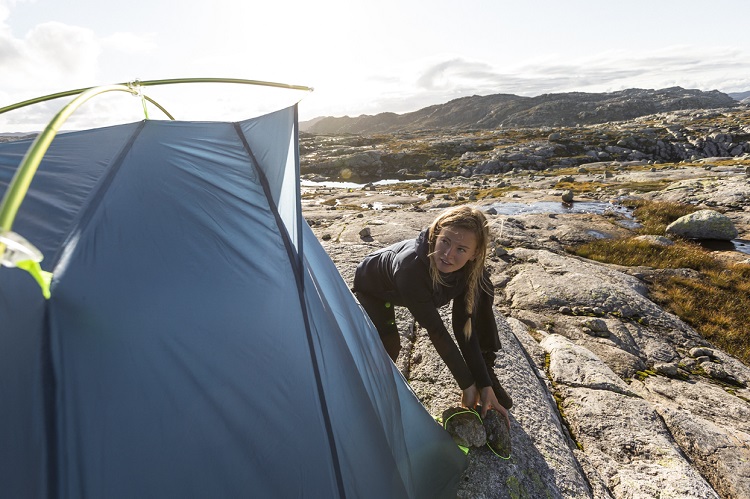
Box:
16;259;52;299
0;229;50;298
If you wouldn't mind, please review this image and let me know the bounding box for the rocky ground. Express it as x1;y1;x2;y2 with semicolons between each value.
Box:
302;159;750;498
300;106;750;184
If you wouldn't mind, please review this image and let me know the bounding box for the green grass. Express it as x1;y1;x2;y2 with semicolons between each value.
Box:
567;199;750;366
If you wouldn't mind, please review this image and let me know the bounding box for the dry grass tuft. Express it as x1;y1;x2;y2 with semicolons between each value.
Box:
621;199;701;234
570;238;723;272
651;264;750;366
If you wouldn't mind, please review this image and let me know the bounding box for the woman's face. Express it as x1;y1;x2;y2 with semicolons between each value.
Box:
432;225;478;274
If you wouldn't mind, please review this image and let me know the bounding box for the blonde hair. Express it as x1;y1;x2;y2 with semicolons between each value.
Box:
426;205;490;339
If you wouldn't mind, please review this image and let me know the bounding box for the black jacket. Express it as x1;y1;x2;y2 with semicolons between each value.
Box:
354;229;492;389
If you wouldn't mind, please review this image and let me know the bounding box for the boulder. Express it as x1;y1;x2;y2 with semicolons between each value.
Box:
665;209;738;240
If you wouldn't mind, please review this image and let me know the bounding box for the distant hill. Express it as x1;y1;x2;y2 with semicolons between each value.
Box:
301;87;739;135
0;132;37;143
728;90;750;101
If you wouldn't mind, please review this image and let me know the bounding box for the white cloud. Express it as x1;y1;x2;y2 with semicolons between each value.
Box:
26;22;99;76
0;21;100;99
0;6;162;131
101;31;157;55
2;0;749;129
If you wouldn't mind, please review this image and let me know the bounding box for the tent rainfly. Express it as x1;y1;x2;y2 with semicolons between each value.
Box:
0;86;466;498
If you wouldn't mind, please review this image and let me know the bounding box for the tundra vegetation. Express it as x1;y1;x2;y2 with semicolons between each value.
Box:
568;199;750;365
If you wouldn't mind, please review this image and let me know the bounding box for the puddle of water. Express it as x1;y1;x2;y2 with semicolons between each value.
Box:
698;239;750;255
734;239;750;255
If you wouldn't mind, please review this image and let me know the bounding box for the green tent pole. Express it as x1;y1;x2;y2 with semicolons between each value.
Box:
0;78;313;117
0;78;313;232
0;84;141;232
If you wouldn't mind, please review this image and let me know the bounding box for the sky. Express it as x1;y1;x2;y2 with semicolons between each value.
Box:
1;0;750;131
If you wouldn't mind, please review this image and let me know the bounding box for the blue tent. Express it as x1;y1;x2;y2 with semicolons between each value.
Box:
0;104;466;497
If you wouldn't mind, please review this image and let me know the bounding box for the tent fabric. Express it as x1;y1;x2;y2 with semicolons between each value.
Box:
0;106;466;498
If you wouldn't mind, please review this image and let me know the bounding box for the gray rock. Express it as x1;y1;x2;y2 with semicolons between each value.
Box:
561;190;574;203
634;234;675;246
690;346;716;358
665;209;738;240
494;246;508;257
701;361;730;381
631;376;750;499
581;341;647;379
580;318;609;334
544;336;721;498
442;407;486;447
542;335;635;395
505;249;655;319
679;357;699;371
482;409;512;458
654;362;680;377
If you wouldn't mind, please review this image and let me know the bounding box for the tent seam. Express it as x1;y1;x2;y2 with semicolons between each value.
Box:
232;120;347;499
49;121;147;269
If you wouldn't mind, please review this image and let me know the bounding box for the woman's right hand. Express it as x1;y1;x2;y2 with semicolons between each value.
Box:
461;384;480;409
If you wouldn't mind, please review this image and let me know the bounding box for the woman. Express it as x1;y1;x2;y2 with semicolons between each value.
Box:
353;205;512;421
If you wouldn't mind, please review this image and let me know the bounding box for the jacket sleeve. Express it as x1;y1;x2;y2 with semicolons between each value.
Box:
396;272;475;390
452;295;492;389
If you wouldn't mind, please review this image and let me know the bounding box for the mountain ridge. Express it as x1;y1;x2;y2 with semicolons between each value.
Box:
302;87;741;135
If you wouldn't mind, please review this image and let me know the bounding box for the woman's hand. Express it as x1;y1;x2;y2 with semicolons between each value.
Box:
461;384;480;409
461;385;510;429
479;386;510;429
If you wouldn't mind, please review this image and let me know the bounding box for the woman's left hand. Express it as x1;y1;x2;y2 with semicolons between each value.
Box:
479;386;510;429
